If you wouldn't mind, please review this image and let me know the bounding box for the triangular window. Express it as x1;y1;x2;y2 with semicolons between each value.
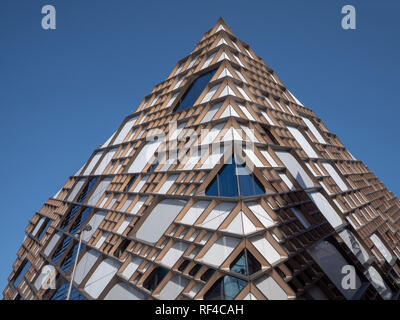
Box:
229;249;261;276
175;69;216;112
205;155;265;197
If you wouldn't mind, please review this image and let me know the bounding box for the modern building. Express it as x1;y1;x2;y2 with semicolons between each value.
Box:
3;18;400;300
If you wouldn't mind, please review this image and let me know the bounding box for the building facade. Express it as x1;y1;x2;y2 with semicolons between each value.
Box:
3;18;400;300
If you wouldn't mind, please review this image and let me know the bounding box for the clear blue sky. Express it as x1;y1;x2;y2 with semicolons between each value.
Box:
0;0;399;295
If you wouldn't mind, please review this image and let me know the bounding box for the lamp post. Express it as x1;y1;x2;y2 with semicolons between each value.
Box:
66;224;92;300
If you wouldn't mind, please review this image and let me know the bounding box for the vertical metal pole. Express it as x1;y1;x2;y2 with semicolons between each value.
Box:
66;231;83;300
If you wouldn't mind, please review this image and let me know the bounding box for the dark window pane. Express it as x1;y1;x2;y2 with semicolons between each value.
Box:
124;176;136;192
175;69;216;112
223;275;247;300
178;260;190;272
204;277;224;300
13;260;31;287
61;243;85;273
69;207;92;235
113;239;131;259
218;160;239;197
230;249;261;276
143;267;169;292
76;177;98;203
61;206;80;229
36;218;52;240
200;268;215;282
205;176;219;196
52;236;72;263
188;264;202;277
51;282;85;300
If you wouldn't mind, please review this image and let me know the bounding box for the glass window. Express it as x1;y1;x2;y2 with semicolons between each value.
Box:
52;236;72;263
113;239;131;259
50;281;85;300
13;259;31;287
229;249;261;276
69;207;92;235
60;243;85;273
61;205;80;229
36;218;52;240
143;267;169;292
203;275;247;300
76;177;98;203
205;156;265;197
124;176;137;192
175;69;216;112
200;268;215;282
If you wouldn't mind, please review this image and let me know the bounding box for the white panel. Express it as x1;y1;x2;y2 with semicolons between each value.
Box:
201;236;240;268
44;232;61;256
261;111;275;126
74;250;101;284
183;148;206;170
101;131;116;148
201;53;216;70
287;89;304;106
86;178;112;206
308;241;362;299
251;236;281;265
121;257;143;280
370;234;394;264
112;117;137;145
260;150;278;167
32;218;45;237
188;54;199;69
157;174;178;194
201;145;226;169
200;103;222;123
83;152;103;176
116;216;133;235
238;103;254;120
169;122;186;141
201;84;220;103
67;179;86;202
159;275;189;300
237;86;251;101
279;173;295;190
247;202;275;228
82;211;107;242
128;140;162;173
225;211;257;235
95;232;108;249
255;276;288;300
322;162;348;192
84;258;121;299
129;196;148;215
180;201;210;225
135;199;187;244
244;148;264;167
166;92;179;108
201;123;225;145
287;126;318;158
275;150;315;189
307;192;344;228
104;282;146;300
241;125;259;142
301;117;326;144
220;104;239;119
94;149;117;175
200;202;235;230
160;242;189;268
132;176;148;193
